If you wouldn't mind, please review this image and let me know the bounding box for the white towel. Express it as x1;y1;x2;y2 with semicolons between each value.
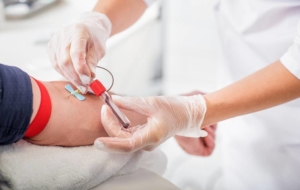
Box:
0;140;166;190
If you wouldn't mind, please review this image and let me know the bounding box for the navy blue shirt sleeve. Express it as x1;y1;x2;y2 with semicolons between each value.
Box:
0;63;33;145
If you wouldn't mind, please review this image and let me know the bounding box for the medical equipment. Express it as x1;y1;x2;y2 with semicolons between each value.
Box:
89;79;130;128
47;12;111;89
65;84;85;101
25;78;52;138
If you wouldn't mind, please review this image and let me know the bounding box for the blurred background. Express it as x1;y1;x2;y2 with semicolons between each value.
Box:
0;0;223;189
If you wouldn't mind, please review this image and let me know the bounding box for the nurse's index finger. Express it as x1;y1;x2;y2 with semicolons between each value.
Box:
70;36;91;82
95;137;140;153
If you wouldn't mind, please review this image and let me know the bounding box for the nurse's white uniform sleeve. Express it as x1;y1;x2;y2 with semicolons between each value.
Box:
280;21;300;79
143;0;156;6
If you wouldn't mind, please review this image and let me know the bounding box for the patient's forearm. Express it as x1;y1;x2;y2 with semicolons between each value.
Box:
26;81;147;147
202;61;300;127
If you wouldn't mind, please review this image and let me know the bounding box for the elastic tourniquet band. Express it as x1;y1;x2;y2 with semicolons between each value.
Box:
24;79;52;138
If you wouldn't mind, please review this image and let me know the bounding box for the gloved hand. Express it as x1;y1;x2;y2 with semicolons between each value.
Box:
175;90;217;156
94;95;208;153
47;12;112;93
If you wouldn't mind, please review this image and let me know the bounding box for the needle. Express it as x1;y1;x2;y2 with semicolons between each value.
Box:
71;89;80;95
68;89;80;97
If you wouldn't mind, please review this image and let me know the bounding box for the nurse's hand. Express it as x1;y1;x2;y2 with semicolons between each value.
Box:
47;12;111;93
174;90;217;156
94;95;208;153
174;124;217;156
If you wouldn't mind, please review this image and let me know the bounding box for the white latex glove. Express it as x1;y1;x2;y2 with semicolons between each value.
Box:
94;95;208;153
47;12;112;93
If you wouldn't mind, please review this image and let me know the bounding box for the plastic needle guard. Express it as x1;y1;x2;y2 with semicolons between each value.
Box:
90;79;106;96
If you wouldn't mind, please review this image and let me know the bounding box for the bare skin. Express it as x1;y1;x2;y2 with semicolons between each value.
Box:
25;79;147;147
202;61;300;127
93;0;147;36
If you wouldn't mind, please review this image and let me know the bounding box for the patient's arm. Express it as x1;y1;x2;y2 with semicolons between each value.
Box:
25;79;147;147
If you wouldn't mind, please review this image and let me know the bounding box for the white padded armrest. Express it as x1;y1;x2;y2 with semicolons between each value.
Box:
92;168;180;190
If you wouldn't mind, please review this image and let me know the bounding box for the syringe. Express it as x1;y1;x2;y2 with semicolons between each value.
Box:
89;79;130;128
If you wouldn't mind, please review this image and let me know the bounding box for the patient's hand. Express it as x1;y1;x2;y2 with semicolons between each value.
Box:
25;81;147;147
175;90;217;156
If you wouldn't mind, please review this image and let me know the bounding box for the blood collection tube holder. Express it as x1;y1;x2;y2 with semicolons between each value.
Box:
89;79;130;128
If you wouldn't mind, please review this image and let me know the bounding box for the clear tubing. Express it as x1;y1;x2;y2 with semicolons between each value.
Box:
101;92;130;128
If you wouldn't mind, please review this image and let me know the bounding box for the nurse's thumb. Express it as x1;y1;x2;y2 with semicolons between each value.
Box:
112;95;150;116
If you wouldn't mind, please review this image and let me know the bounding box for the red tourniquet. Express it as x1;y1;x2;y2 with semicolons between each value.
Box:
24;79;52;138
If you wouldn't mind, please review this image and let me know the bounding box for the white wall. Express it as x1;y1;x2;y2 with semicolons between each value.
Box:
162;0;220;95
161;1;223;190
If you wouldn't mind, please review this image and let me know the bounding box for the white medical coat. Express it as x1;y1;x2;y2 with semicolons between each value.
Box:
145;0;300;189
216;1;300;189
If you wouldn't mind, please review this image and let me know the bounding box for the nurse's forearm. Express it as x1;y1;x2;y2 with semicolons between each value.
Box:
202;60;300;127
93;0;147;36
